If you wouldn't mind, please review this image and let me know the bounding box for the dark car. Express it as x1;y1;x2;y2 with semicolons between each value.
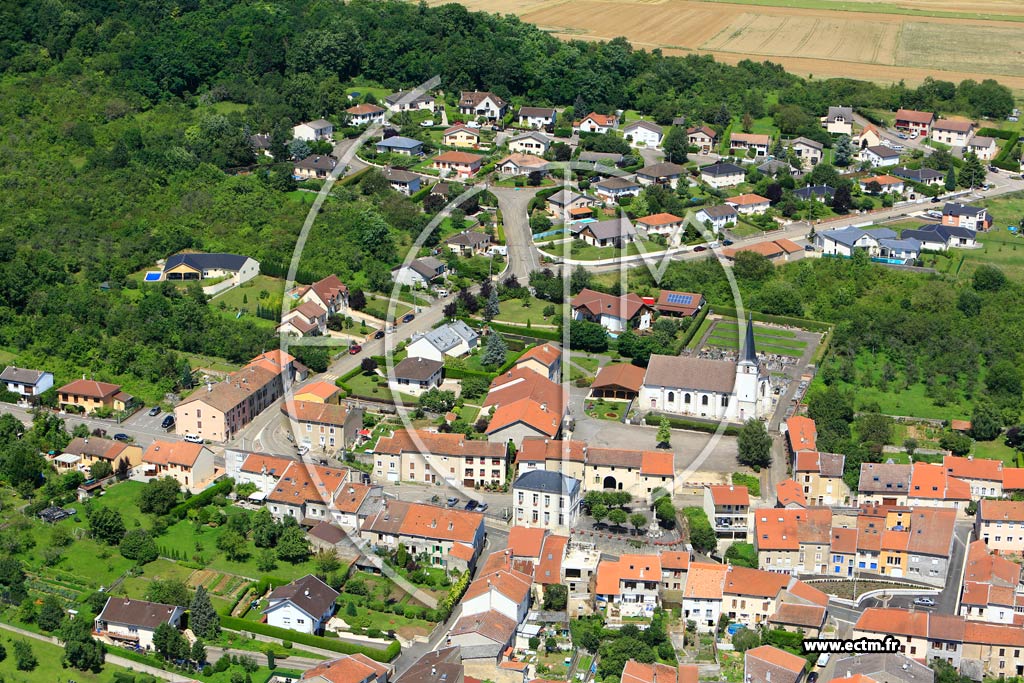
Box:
113;433;130;442
402;312;415;323
374;329;385;339
349;344;362;355
464;500;479;511
808;674;819;683
931;196;941;203
989;166;999;173
148;406;160;416
693;245;707;252
722;239;734;246
161;415;175;429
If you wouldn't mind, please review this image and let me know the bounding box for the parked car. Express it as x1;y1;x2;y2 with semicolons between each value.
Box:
910;131;919;139
693;245;707;252
722;239;734;246
161;415;175;429
446;497;459;507
989;165;1000;173
930;196;941;203
897;132;908;139
464;500;479;511
402;312;415;323
184;434;203;444
420;120;434;127
373;329;385;339
913;597;935;606
297;444;310;456
148;406;160;416
477;502;489;512
808;674;820;683
113;433;130;442
349;344;362;355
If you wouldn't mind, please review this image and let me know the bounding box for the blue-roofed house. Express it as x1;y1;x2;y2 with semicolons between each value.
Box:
814;226;896;257
793;185;835;202
406;321;480;362
877;237;921;261
376;136;425;156
162;252;260;284
901;224;978;251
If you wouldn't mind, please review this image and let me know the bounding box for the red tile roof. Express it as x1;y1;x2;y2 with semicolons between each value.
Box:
301;654;388;683
508;526;547;558
682;562;727;599
434;151;484;164
745;645;806;673
516;438;586;463
516;343;562;369
1003;467;1024;490
536;534;568;585
776;479;806;507
660;551;691;571
570;289;649;321
143;440;206;467
637;213;683;227
708;484;750;506
723;566;790;598
641;451;675;477
725;193;770;206
855;607;928;638
786;416;817;452
595;554;661;595
944;454;1003;481
979;499;1024;522
592;363;647;393
909;462;970;500
769;602;826;629
59;379;121;399
895;109;935;124
786;579;829;607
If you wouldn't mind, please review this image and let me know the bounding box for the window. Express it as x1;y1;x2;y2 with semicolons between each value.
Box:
722;396;728;407
702;395;709;406
668;391;675;403
684;393;691;403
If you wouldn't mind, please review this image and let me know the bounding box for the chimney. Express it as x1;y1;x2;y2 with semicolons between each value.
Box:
432;667;437;676
304;589;309;597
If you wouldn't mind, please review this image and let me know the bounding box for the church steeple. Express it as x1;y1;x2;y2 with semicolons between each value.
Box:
739;314;757;366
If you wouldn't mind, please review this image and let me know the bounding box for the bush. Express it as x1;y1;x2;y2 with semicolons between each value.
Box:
644;413;741;436
219;616;400;661
168;479;234;519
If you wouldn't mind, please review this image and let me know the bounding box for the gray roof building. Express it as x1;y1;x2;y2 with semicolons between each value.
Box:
392;357;444;382
579;151;624;164
858;462;911;495
513;470;581;497
793;185;835;200
944;202;986;218
376;136;424;151
701;162;746;177
163;252;252;272
263;574;339;620
818;226;896;248
96;597;184;630
825;106;853;123
410;321;479;355
572;217;637;241
891;167;944;183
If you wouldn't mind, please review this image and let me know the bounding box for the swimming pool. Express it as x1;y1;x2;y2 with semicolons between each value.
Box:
144;271;162;282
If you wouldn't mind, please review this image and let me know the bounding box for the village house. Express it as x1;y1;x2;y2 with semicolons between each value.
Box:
330;482;384;531
660;550;691;603
392;256;446;288
754;507;833;574
60;436;143;473
861;145;901;168
931;119;975;147
580;151;625;166
815;226;898;258
636;213;685;245
636;162;685;188
447;610;517;667
745;646;806;683
793;185;835;202
278;300;328;337
908;462;971;512
563;541;601;614
346;103;385;126
655;290;705;318
385;90;436;112
581;447;675;503
902;224;978;251
859;174;905;195
496;153;547;177
264;460;350;523
857;462;912;506
593;176;641;204
458;91;507;120
141;439;215;491
695;204;739;233
512;470;582;532
93;597;185;651
546;189;594;217
776;479;806;508
300;654;390;683
360;499;485;569
571;217;638;248
406;321;479;361
174;350;305;442
703;484;751;539
250;134;273;156
821;106;854;135
483;367;566;444
507;131;552;155
371;429;507;488
894;109;935;137
282;400;362;451
225;451;295;497
570;288;652;332
700;162;745;188
594;554;662;619
959;539;1024;624
724;193;771;215
730;133;771;157
943;202;991;231
445;231;492;256
1;366;52;399
682;562;728;631
375;136;424;156
388;357;444;397
944;454;1004;497
512;343;562;382
292;119;333;141
294;155;337;180
722;566;791;629
574;113;618;134
590;363;646;402
892;166;944;186
517;107;556;129
162;252;260;284
640;332;770;422
391;647;462;683
793;450;848;506
687;126;718;154
432;151;483;179
976;500;1024;554
967;135;997;160
622;661;698;683
622;120;664;147
383;167;421;196
461;553;533;623
58;379;132;415
263;574;339;634
790;137;823;168
442;124;481;149
291;274;349;316
854;124;884;150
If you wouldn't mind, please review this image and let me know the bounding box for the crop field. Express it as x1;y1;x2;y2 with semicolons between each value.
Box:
430;0;1024;89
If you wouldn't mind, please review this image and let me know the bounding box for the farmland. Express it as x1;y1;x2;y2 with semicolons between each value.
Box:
430;0;1024;89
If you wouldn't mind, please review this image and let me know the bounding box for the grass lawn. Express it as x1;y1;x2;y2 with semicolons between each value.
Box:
809;373;969;421
450;347;521;373
94;480;150;528
973;438;1021;466
182;352;240;374
713;321;799;339
729;221;764;238
884;218;929;233
584;398;627;421
363;296;412;322
343;371;418;404
491;296;560;325
885;452;912;464
120;558;196;600
955;228;1024;282
565;237;666;261
0;631;138;682
211;274;285;310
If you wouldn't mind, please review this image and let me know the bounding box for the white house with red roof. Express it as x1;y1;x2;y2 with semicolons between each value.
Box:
512;343;562;382
594;553;662;619
141;440;215;491
574;113;618;134
976;500;1024;554
894;109;935;136
570;288;652;333
703;484;751;539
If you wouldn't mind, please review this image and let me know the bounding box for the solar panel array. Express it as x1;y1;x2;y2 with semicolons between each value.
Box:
665;293;693;305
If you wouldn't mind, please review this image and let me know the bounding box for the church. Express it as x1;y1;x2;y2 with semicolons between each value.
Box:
639;320;771;422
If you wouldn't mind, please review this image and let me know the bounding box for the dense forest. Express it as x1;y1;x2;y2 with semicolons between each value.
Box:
0;0;1016;401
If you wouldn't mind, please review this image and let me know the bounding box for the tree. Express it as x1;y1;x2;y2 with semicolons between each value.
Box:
970;401;1003;442
655;497;676;527
396;543;409;568
191;638;207;668
216;529;249;562
481;332;508;367
190;585;220;639
732;627;760;652
90;459;113;480
833;135;853;167
543;583;568;610
939;431;973;456
13;640;37;671
959;152;986;189
724;542;758;568
856;412;893;448
903;438;918;455
120;528;159;564
973;264;1007;292
147;578;192;605
831;184;853;213
733;251;774;281
315;548;342;576
656;418;671;448
89;507;126;545
116;457;130;480
663;126;689;163
37;595;64;632
945;166;957;191
153;622;188;661
256;548;278;572
568;319;608;352
251;508;280;548
530;212;552;234
139;476;180;515
276;524;310;563
483;287;500;322
418;388;457;413
590;503;608;526
608;508;628;528
570;265;591;294
545;635;558;652
629;512;648;534
61;616;105;672
529;636;540;650
349;290;367;311
737;418;772;468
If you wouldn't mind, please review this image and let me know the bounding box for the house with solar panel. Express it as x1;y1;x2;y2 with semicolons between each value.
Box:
654;291;705;318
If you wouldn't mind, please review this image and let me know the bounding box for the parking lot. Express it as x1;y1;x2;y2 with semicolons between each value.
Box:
123;405;176;435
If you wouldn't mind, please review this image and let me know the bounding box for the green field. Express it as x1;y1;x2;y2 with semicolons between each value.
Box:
563;237;666;261
211;274;285;310
490;296;561;325
704;320;808;356
0;631;136;682
973;438;1021;466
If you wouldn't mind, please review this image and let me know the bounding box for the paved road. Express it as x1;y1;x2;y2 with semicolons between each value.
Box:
491;186;543;280
0;402;174;449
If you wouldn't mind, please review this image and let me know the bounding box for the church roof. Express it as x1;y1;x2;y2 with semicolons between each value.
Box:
740;315;758;365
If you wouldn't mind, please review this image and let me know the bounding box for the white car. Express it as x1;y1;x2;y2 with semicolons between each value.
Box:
466;121;482;129
420;120;434;127
910;131;919;139
184;434;203;444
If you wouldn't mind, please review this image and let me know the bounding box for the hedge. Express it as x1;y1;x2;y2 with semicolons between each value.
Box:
710;305;833;333
220;615;401;661
482;320;561;341
976;127;1015;140
644;413;741;436
442;366;494;381
168;478;234;519
335;365;364;389
409;184;432;203
992;132;1020;171
677;305;711;349
336;166;371;187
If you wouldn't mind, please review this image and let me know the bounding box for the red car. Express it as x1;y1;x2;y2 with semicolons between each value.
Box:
349;344;362;355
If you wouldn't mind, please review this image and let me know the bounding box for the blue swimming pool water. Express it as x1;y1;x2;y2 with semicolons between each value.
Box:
144;271;162;282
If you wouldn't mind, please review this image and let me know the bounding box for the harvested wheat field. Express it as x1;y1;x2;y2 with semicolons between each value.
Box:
431;0;1024;90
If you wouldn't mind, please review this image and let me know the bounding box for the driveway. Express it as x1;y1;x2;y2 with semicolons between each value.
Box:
491;186;543;280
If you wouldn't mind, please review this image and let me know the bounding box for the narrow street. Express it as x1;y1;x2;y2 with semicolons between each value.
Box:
491;186;543;280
